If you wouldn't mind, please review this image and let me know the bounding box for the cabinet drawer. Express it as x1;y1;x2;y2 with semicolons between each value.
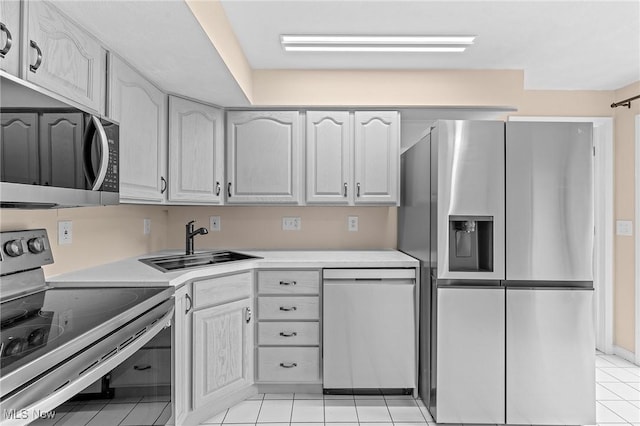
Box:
110;348;171;387
258;270;320;295
258;322;319;346
258;347;320;382
258;297;319;320
193;272;252;309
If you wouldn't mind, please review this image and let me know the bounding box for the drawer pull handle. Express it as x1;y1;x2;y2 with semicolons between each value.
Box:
279;362;297;369
279;280;297;286
134;365;152;371
279;331;297;337
0;23;13;58
279;306;297;311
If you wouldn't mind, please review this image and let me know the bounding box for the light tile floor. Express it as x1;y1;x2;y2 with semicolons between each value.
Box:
32;352;639;425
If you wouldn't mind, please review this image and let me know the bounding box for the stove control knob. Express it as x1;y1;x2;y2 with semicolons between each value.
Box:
4;240;24;257
27;237;45;254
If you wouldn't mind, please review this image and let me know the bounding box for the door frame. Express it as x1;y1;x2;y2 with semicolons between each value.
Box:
635;114;640;365
508;116;615;354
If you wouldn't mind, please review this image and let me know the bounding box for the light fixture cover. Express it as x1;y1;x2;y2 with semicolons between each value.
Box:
280;35;475;52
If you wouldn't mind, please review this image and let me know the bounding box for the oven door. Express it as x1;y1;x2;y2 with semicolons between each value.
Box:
0;299;173;425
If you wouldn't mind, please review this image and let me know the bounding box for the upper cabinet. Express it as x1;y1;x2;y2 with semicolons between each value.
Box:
168;96;224;204
306;111;400;205
306;111;351;204
0;0;21;76
226;111;302;204
108;54;167;203
24;1;106;114
354;111;400;205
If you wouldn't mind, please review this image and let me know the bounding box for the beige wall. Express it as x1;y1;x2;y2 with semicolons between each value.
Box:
0;205;169;277
613;81;639;352
166;206;397;251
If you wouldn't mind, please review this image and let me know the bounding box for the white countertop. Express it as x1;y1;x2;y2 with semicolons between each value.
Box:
48;250;419;288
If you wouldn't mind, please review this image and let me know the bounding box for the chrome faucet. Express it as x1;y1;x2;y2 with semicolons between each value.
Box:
185;220;208;255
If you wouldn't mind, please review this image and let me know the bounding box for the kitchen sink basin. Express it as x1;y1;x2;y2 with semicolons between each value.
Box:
140;251;260;272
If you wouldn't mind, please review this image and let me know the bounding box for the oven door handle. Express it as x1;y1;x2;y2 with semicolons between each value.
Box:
3;305;174;426
83;116;110;191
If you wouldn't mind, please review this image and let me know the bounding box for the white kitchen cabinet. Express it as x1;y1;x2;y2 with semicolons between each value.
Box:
354;111;400;205
108;54;168;203
168;96;224;204
172;285;191;426
226;111;301;204
256;270;321;384
24;0;105;114
192;298;253;409
0;0;21;76
306;110;400;205
306;111;351;204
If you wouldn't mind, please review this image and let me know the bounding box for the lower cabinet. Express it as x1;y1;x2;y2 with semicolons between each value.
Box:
172;273;255;425
255;269;322;385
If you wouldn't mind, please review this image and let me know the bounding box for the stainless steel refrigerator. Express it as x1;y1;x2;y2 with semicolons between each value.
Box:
398;120;595;425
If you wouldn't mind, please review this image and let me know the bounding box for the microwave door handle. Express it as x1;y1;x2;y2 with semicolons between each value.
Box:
85;116;109;191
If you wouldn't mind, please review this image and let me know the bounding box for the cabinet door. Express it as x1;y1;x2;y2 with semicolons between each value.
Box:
226;111;301;204
0;113;39;185
173;287;192;425
25;1;105;113
39;113;84;189
306;111;351;204
168;96;224;204
109;54;167;203
354;111;399;204
192;298;253;410
0;0;20;76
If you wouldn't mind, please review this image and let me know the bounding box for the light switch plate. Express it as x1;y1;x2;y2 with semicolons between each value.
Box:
282;217;301;231
58;220;72;245
616;220;633;236
210;216;221;232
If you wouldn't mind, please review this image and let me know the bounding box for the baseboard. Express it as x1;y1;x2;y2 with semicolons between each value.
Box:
613;345;638;365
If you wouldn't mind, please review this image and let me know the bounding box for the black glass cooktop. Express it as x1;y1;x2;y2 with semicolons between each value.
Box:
0;287;167;376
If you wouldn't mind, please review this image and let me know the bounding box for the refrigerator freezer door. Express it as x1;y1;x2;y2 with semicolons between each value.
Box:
506;122;593;281
436;287;505;424
436;120;505;280
506;288;595;425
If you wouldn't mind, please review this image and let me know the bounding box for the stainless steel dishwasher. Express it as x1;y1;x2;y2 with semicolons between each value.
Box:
323;268;416;390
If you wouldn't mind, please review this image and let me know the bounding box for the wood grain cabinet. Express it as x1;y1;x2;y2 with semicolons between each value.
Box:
226;111;302;204
172;272;254;425
168;96;224;204
24;0;106;113
108;54;168;203
0;0;21;76
306;111;400;205
256;270;321;384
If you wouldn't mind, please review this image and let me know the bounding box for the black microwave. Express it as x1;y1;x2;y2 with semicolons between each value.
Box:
0;75;119;208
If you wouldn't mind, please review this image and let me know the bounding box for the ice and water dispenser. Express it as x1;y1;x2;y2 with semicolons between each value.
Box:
448;215;494;272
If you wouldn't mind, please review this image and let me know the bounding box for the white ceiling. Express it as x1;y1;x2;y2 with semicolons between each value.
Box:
221;0;640;90
54;0;639;108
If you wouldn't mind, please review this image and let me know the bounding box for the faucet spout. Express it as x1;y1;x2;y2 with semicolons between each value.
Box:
185;220;209;255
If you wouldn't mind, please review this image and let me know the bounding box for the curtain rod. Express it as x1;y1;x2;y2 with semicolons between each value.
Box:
611;94;640;108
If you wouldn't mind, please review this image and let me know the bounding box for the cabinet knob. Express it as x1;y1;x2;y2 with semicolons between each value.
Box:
227;182;232;197
216;181;221;196
29;40;43;73
344;182;348;197
160;177;167;194
356;182;361;197
0;23;13;58
245;307;252;323
185;294;192;314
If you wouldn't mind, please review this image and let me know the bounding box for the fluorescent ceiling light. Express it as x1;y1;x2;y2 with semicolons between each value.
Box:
280;35;475;52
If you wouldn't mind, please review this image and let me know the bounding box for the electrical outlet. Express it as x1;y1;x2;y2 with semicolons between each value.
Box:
210;216;221;232
282;217;301;231
143;218;151;235
58;221;73;245
616;220;633;236
348;216;359;232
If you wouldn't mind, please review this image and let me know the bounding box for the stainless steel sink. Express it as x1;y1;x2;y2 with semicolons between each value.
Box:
140;251;260;272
